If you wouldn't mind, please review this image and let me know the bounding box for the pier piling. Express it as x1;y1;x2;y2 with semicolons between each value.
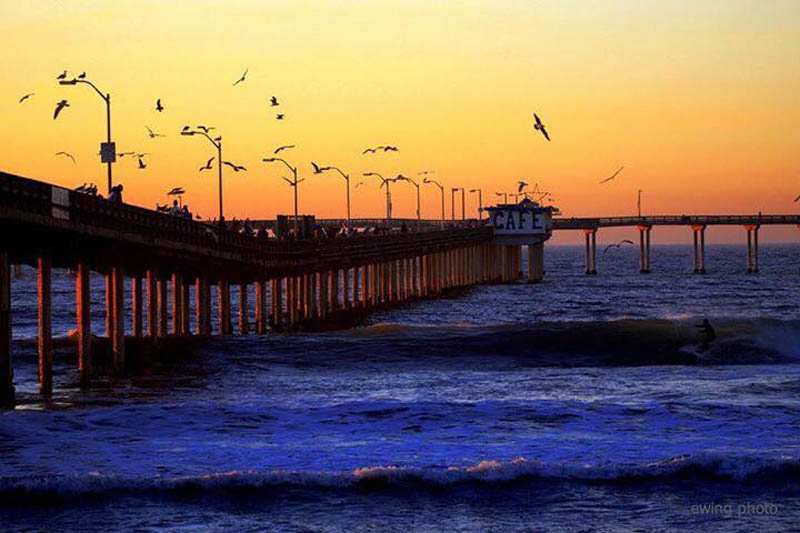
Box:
37;256;52;396
76;263;92;388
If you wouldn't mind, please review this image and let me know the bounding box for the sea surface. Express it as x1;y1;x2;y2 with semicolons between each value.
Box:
1;244;799;532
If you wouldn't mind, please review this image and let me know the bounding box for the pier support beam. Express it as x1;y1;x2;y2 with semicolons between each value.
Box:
146;271;157;338
584;229;597;275
745;224;760;274
638;225;651;274
0;251;13;408
131;275;143;337
239;283;250;334
37;256;53;396
111;267;125;374
172;274;183;335
691;225;706;273
527;243;544;283
271;278;283;329
157;277;168;337
218;280;232;335
255;281;267;334
196;277;211;336
76;263;92;388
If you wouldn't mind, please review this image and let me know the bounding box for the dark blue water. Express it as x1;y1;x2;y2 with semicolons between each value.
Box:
2;245;799;531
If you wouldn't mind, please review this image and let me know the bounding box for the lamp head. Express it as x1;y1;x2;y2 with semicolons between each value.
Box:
363;172;377;177
181;131;195;136
263;157;276;162
58;79;78;86
469;189;479;193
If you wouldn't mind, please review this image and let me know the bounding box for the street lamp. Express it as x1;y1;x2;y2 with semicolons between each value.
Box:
395;174;421;221
263;156;303;232
363;172;395;222
316;164;352;231
59;75;114;194
451;187;465;220
181;126;225;224
638;189;643;217
469;188;483;219
423;177;445;225
496;192;508;204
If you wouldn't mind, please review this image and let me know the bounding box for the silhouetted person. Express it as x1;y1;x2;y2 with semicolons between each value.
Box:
696;319;716;350
108;184;123;204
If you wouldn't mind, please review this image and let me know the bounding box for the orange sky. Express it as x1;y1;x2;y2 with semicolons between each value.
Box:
1;0;798;243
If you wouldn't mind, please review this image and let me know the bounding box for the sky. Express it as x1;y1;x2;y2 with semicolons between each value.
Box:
1;0;798;243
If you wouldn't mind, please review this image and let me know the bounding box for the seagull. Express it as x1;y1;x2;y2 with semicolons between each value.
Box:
362;147;377;154
270;96;279;106
517;181;528;193
276;113;285;120
55;151;76;163
602;240;635;255
18;93;34;103
56;70;68;80
533;113;550;141
167;187;185;196
599;166;624;184
223;161;247;172
138;158;147;169
118;151;136;158
354;180;367;189
311;162;323;174
78;72;86;79
135;152;149;158
233;68;248;86
199;157;215;171
196;125;215;133
146;126;164;138
794;194;800;203
155;99;164;112
274;144;295;153
182;125;191;132
383;145;399;152
53;99;69;120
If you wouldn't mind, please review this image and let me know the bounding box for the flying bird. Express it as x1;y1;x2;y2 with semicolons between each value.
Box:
794;194;800;203
167;187;185;196
155;99;164;112
311;162;324;174
362;147;377;154
146;126;164;138
602;240;635;255
18;93;34;103
517;181;528;193
223;161;247;172
233;69;248;86
55;151;76;163
599;166;624;184
199;157;215;171
182;125;191;132
56;70;67;80
354;180;367;189
274;144;295;153
138;158;147;170
270;96;279;106
53;99;69;120
276;113;285;120
383;145;399;152
533;113;550;141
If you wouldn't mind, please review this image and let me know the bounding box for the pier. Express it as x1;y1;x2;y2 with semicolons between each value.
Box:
2;170;799;406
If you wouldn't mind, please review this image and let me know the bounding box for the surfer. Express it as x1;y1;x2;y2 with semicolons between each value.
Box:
695;318;716;351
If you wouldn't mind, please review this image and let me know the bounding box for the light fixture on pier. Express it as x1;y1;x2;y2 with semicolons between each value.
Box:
263;156;303;232
363;172;395;222
422;177;445;224
316;164;352;232
395;174;421;221
181;126;225;225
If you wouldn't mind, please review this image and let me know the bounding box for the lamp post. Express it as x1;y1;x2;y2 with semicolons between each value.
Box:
317;164;352;231
451;187;465;220
59;76;114;194
496;192;508;204
263;157;303;232
395;174;421;221
363;172;395;223
469;188;483;219
423;178;445;226
181;127;224;224
638;189;643;217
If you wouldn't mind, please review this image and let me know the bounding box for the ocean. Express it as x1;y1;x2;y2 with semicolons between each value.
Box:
1;244;799;532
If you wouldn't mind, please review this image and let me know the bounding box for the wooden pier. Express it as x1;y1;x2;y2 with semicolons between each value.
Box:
0;171;512;406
